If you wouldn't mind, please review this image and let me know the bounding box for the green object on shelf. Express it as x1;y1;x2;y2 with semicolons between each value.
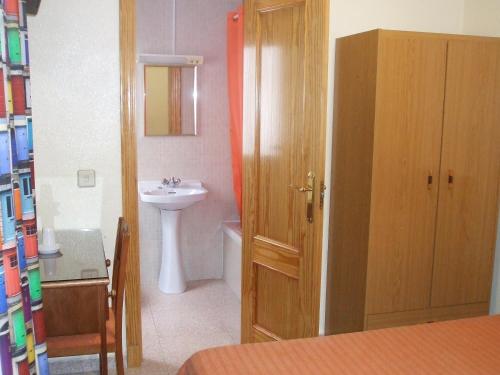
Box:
7;27;21;64
12;307;26;348
28;267;42;302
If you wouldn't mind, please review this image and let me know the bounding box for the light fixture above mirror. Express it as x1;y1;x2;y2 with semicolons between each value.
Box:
138;54;203;66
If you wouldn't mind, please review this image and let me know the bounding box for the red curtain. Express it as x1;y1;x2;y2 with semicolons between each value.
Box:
227;6;244;217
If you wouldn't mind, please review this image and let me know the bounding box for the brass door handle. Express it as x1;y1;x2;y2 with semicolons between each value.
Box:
289;185;312;192
288;171;315;223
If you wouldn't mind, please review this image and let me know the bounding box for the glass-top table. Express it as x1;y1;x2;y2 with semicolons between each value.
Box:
39;229;109;284
40;228;110;374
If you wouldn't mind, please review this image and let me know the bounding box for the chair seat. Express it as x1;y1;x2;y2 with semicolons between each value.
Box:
47;308;117;357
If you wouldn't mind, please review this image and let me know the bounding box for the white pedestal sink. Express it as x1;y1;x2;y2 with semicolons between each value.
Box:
139;180;208;294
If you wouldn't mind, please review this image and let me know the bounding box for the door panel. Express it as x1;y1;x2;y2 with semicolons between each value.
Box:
366;35;448;314
256;4;306;248
431;40;500;307
242;0;328;343
254;266;300;339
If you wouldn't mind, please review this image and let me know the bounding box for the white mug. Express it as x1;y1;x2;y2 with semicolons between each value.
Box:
43;227;56;250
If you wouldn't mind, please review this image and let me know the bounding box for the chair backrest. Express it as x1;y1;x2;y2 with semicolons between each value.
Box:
112;217;124;299
111;218;130;319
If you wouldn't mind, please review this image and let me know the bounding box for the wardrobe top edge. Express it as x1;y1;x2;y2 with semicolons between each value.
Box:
336;29;500;43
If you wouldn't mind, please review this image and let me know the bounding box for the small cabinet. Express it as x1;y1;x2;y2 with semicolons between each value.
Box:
325;30;500;335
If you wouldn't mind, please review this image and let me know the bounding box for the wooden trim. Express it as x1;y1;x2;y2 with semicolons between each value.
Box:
255;0;305;12
365;302;489;330
252;325;282;342
241;0;258;344
169;67;182;134
310;0;330;338
98;284;108;375
338;29;500;43
119;0;143;367
253;237;300;280
41;279;109;289
377;29;500;42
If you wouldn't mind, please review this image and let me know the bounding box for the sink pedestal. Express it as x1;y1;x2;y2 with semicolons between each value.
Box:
139;180;208;294
158;209;186;294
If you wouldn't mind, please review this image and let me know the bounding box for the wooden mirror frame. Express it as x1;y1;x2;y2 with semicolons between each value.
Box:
119;0;143;367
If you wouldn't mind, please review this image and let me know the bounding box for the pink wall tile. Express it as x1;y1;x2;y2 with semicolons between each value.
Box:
136;0;241;284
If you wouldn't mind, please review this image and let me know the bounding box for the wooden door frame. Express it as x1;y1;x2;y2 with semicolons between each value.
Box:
119;0;143;367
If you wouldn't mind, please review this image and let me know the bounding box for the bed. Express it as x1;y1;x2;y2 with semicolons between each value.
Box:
178;315;500;374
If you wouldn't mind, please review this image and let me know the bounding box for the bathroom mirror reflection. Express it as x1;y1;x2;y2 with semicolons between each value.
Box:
144;65;198;136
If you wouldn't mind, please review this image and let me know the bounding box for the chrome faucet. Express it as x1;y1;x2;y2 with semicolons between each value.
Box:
161;177;181;186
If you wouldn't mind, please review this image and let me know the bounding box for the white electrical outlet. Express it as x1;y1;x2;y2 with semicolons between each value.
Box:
77;169;96;188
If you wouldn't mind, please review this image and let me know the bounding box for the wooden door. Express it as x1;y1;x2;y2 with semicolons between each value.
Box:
366;34;448;314
242;0;328;343
431;39;500;307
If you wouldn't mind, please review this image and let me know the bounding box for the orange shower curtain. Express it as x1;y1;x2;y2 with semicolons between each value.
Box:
227;6;244;217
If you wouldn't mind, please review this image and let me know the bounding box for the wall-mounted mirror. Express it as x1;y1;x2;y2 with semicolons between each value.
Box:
144;65;198;136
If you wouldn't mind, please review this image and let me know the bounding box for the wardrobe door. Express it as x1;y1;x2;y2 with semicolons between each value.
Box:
431;39;500;307
365;34;447;314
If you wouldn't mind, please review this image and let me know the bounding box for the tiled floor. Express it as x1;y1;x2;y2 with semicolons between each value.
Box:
49;279;241;375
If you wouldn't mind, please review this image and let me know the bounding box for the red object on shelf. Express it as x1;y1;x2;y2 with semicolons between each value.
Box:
3;246;21;297
13;185;22;221
32;305;46;345
11;76;26;116
17;358;29;375
22;219;37;258
5;0;19;17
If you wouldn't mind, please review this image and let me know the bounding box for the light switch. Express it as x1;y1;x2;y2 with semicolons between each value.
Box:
77;169;96;188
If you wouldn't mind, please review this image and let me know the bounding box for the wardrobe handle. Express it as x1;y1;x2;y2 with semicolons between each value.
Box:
427;172;433;190
448;170;454;189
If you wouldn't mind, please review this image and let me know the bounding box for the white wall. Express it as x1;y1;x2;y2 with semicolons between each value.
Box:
28;0;122;260
332;0;465;38
319;0;468;334
462;0;500;314
136;0;241;285
463;0;500;37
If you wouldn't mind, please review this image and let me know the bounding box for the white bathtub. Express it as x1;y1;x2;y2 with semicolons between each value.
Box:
222;221;242;301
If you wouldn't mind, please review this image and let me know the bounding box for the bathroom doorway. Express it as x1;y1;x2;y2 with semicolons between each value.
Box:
121;0;243;371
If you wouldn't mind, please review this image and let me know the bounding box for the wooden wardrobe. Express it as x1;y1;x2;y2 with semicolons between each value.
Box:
325;30;500;335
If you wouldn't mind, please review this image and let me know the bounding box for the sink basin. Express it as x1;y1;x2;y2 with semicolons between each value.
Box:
138;180;208;294
139;180;208;210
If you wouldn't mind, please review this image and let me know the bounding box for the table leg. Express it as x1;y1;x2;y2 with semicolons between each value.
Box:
99;285;108;375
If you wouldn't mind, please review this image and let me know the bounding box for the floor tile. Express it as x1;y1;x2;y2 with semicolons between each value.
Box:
49;279;241;374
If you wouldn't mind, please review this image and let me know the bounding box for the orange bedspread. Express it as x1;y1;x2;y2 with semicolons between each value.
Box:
178;315;500;374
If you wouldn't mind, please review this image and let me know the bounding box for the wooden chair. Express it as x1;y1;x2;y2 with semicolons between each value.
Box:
46;218;130;375
107;216;129;374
